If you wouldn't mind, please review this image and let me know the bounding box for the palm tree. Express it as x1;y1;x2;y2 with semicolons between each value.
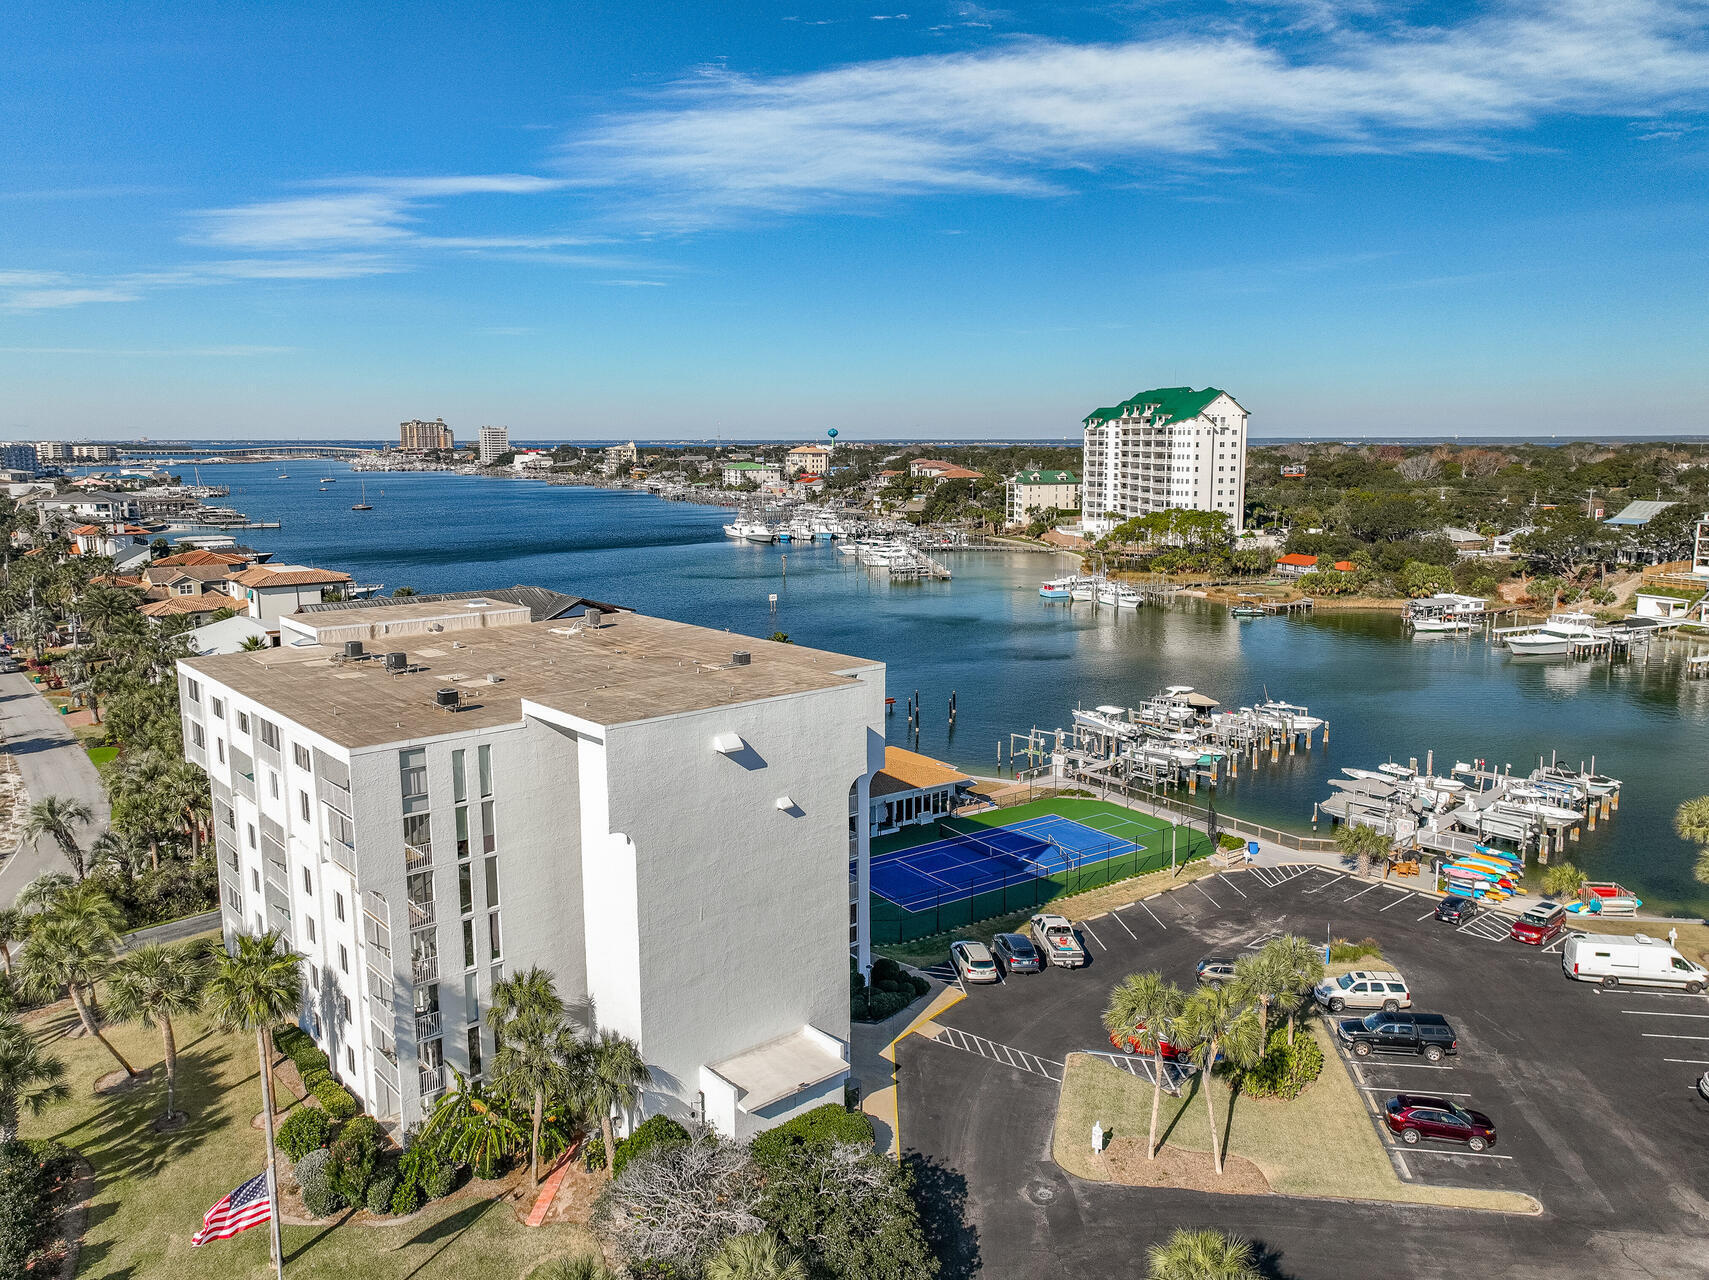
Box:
89;830;148;884
488;966;576;1184
203;931;301;1280
1176;984;1263;1175
14;872;72;915
527;1256;615;1280
0;908;25;975
1541;861;1587;901
706;1231;808;1280
107;942;209;1123
1332;822;1391;878
1145;1227;1261;1280
418;1070;527;1179
0;1014;69;1143
17;909;137;1078
1678;797;1709;886
583;1029;650;1171
1102;972;1185;1160
238;634;269;651
1267;934;1325;1045
1232;949;1288;1045
21;794;94;879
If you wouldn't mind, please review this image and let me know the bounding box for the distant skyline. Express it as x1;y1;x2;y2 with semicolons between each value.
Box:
5;1;1708;440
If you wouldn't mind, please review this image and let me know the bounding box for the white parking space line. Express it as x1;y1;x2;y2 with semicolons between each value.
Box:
1379;891;1415;911
1642;1033;1709;1041
1624;1010;1709;1019
1595;987;1709;1002
1135;898;1167;929
1385;1145;1514;1161
1663;1058;1709;1065
1191;882;1222;908
1109;910;1137;941
1349;1060;1457;1070
1079;921;1106;951
1343;882;1383;903
1217;874;1249;899
1252;867;1281;887
1358;1085;1471;1096
1416;908;1440;921
930;1027;1065;1081
1303;874;1347;895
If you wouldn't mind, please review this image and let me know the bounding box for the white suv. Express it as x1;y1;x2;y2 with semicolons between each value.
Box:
1314;969;1411;1013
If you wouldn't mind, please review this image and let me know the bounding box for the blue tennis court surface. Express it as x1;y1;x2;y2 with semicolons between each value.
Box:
868;813;1151;912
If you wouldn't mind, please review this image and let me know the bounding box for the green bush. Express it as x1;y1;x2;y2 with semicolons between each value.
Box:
1217;832;1247;852
295;1148;343;1218
610;1115;689;1178
365;1173;397;1216
0;1140;75;1280
908;974;929;996
849;988;869;1022
426;1162;457;1200
389;1177;423;1216
527;1256;617;1280
582;1134;607;1172
298;1067;359;1121
849;971;865;998
750;1104;874;1166
862;988;911;1021
327;1116;383;1202
1240;1029;1325;1100
870;957;904;985
277;1106;333;1160
1328;937;1383;964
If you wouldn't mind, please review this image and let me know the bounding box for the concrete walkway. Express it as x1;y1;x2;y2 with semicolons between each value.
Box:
0;669;109;902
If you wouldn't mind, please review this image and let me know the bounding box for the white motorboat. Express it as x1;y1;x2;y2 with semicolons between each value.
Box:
1114;586;1141;609
1341;768;1393;782
1254;700;1324;734
1073;706;1139;740
1040;576;1076;600
1095;583;1119;606
1536;765;1620;798
1412;617;1480;633
1377;762;1415;779
724;519;776;543
1495;797;1583;826
1071;578;1098;601
1505;612;1599;656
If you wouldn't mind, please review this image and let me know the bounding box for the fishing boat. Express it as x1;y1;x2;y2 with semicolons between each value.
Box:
1412;617;1480;633
1230;604;1267;618
723;519;776;543
1504;612;1600;656
1114;586;1141;609
1040;576;1076;600
1071;578;1099;602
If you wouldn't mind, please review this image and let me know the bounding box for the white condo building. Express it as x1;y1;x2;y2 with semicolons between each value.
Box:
180;593;884;1140
1080;387;1248;535
478;425;509;464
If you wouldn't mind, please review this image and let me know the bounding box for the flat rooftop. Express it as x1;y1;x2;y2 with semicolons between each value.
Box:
183;606;879;749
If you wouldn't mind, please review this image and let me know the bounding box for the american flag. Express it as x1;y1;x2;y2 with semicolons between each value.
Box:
190;1171;272;1246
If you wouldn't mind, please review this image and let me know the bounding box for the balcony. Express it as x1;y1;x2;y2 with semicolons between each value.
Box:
265;858;287;893
373;1052;399;1090
411;953;439;985
419;1064;445;1096
408;899;436;931
415;1010;441;1040
233;771;256;802
404;843;433;872
321;777;353;816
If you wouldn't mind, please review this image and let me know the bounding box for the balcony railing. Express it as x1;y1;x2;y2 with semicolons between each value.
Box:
419;1064;445;1096
415;1010;441;1040
265;858;287;893
321;777;353;816
411;953;439;985
404;843;433;872
374;1053;400;1089
408;899;436;931
326;836;355;875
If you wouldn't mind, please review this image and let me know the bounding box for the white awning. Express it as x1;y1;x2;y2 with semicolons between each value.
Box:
706;1027;849;1114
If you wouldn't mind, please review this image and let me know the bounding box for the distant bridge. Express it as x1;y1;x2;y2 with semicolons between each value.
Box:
119;444;374;460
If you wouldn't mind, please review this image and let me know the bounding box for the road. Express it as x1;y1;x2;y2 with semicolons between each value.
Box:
0;669;110;902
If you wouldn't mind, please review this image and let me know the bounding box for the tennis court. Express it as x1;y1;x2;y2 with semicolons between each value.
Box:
870;811;1157;912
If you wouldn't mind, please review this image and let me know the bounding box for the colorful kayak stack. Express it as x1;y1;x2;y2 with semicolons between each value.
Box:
1442;844;1523;902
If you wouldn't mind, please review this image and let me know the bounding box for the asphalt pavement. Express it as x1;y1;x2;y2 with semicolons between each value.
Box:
899;864;1709;1279
0;669;110;901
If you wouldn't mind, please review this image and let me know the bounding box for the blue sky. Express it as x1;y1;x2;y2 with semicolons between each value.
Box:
4;0;1708;440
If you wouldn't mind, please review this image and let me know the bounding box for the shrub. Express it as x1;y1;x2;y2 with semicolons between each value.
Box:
849;971;865;998
908;974;929;996
389;1177;423;1216
582;1134;607;1172
1240;1029;1325;1100
750;1104;873;1166
278;1106;333;1160
849;988;869;1022
299;1068;359;1121
611;1115;690;1178
870;957;904;985
527;1256;618;1280
366;1173;397;1216
0;1140;74;1280
426;1161;457;1200
327;1116;383;1202
1217;832;1247;852
295;1148;343;1218
1328;937;1383;964
862;988;911;1021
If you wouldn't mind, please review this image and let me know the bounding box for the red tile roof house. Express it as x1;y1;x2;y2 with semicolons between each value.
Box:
229;565;353;628
908;459;984;485
1275;553;1319;578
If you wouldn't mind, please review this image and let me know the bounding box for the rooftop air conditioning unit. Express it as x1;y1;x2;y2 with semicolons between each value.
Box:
485;673;502;684
435;688;460;710
384;651;407;672
344;640;365;659
730;651;751;666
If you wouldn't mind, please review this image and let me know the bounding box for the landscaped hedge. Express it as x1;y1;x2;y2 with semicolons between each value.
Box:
275;1026;361;1120
0;1139;78;1280
277;1106;333;1160
295;1148;341;1218
610;1115;690;1178
1239;1029;1325;1100
851;957;930;1023
748;1104;873;1163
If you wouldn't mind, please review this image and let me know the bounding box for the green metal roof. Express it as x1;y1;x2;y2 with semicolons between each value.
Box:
1083;386;1240;428
722;461;773;470
1012;469;1077;485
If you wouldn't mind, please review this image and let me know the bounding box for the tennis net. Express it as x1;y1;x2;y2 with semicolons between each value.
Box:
937;821;1066;880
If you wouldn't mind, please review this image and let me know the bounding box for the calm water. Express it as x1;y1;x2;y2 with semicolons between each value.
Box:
194;462;1709;916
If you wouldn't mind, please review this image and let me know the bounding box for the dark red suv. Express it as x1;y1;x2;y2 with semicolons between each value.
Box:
1509;902;1567;945
1383;1094;1497;1151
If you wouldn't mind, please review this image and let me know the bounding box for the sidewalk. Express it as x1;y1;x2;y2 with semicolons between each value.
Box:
0;670;109;900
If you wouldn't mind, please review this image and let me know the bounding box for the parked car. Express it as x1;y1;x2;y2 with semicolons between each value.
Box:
990;932;1042;975
1313;969;1411;1013
1698;1070;1709;1103
1195;956;1238;986
1382;1094;1497;1150
1434;895;1476;924
1337;1011;1459;1061
949;940;1000;984
1108;1019;1183;1060
1510;901;1567;945
1563;934;1708;993
1029;913;1087;968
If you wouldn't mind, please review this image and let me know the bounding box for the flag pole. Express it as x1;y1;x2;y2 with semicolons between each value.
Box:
257;1028;285;1280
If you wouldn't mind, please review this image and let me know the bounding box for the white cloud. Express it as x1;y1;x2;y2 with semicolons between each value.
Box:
572;0;1709;224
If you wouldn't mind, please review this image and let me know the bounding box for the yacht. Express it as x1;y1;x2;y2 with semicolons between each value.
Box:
1505;612;1600;656
1071;578;1098;602
1114;586;1141;609
723;519;776;543
1095;582;1119;607
1254;700;1325;734
1040;576;1076;600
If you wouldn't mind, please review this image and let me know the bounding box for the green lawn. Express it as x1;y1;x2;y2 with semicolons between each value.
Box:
1053;1023;1537;1213
22;1004;597;1280
84;745;118;768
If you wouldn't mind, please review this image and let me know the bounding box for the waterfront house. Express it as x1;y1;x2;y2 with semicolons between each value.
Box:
179;594;884;1141
230;565;354;628
1005;469;1080;526
29;489;141;528
188;613;275;655
141;592;246;623
1275;553;1319;578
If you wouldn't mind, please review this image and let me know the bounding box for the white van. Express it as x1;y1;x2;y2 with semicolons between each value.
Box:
1562;934;1707;993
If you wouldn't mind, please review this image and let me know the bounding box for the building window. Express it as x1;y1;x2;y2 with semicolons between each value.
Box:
339;944;349;974
310;963;319;989
293;743;311;770
462;919;475;969
299;790;310;822
217;739;225;764
186;678;201;703
225;885;240;912
339;994;351;1024
335;892;345;922
246;823;256;849
481;800;495;854
451;750;466;804
488;912;501;962
466;1027;482;1080
259;719;280;750
269;770;279;799
399;748;427;813
455;806;469;859
237;711;250;734
477;744;492;797
306;917;316;943
191;723;205;749
211;696;224;717
347;1046;356;1073
403;812;431;853
464;971;478;1016
484;857;499;909
459;863;473;915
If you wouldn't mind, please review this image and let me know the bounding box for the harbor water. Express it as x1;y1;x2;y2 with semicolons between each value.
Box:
198;461;1709;916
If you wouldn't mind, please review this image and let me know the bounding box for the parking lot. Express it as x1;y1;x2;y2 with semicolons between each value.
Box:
899;863;1709;1279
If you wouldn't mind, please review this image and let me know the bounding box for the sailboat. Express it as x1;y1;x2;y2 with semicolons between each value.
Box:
351;480;372;511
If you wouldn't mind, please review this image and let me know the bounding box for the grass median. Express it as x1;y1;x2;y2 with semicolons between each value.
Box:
21;1000;598;1280
1053;1022;1538;1213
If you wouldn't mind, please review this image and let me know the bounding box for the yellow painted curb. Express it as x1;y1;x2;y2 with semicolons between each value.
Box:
862;1082;901;1161
881;985;965;1065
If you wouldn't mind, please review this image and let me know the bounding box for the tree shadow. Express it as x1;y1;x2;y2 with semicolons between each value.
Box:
907;1153;980;1280
284;1207;355;1265
1156;1072;1203;1149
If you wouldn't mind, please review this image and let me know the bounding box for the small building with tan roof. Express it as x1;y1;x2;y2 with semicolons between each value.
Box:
869;746;974;836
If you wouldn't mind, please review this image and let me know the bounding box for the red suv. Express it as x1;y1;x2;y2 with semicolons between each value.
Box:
1109;1020;1182;1060
1509;901;1567;945
1383;1095;1497;1151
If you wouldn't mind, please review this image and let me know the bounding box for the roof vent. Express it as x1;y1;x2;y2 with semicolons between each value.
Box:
463;599;489;608
485;673;502;684
731;651;751;666
344;640;365;659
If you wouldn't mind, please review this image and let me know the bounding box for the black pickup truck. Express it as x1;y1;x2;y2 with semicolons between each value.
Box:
1335;1011;1459;1062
